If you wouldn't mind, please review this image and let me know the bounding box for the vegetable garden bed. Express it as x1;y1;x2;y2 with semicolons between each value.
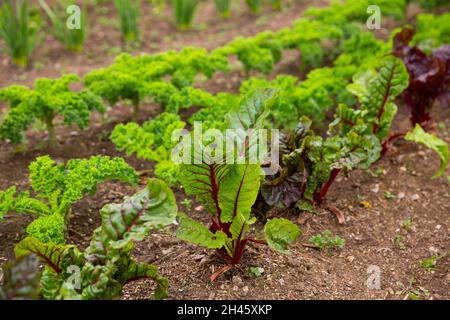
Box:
0;0;449;300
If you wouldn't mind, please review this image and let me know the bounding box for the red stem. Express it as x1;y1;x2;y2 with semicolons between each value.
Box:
381;132;406;155
314;168;341;203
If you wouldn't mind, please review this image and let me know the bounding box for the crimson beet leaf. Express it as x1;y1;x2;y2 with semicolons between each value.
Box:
393;27;450;130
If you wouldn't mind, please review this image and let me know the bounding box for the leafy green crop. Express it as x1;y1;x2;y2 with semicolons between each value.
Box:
114;0;140;46
111;112;186;185
0;155;138;244
0;0;41;67
279;18;343;71
172;0;198;30
110;29;398;189
241;71;349;129
14;179;177;300
0;74;104;147
176;90;300;268
305;0;407;24
412;13;450;53
84;49;229;121
214;0;232;18
214;31;283;74
39;0;88;52
311;56;409;202
261;57;409;209
187;92;239;131
246;0;262;14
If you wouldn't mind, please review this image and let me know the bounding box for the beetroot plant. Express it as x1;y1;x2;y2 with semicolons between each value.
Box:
393;27;450;130
175;90;301;279
261;56;410;210
11;179;177;300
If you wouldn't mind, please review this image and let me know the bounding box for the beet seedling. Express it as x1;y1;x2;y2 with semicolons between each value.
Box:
309;230;345;253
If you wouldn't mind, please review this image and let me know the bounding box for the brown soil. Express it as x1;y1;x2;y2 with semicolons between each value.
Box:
0;1;449;300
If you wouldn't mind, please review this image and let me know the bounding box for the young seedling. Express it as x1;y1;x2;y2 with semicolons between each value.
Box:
420;255;439;271
393;234;407;251
0;74;104;148
247;266;264;278
180;198;193;212
0;0;41;67
401;218;413;230
384;191;395;200
367;167;384;177
309;230;345;253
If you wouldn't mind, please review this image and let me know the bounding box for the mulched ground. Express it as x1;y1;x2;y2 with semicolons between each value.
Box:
0;0;449;300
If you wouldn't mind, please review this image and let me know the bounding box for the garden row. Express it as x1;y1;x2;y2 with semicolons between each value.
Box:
1;0;449;67
1;0;302;67
0;0;449;300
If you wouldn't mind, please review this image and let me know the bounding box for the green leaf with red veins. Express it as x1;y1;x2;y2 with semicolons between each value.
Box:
15;237;84;274
218;164;261;223
98;179;177;249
